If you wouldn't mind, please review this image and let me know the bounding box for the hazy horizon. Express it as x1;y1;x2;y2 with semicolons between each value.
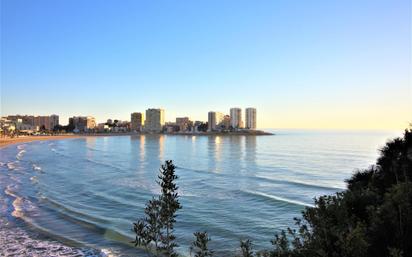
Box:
1;0;411;129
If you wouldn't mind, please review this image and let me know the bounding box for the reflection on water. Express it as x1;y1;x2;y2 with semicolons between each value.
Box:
244;136;257;166
86;137;97;160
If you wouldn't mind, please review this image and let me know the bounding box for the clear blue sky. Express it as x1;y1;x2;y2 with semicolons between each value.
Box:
1;0;411;128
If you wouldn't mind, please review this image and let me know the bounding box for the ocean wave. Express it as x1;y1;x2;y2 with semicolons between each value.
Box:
0;222;107;257
5;185;20;198
30;176;39;184
32;163;43;172
6;161;19;170
17;144;26;150
1;188;112;256
85;157;128;172
25;196;133;254
255;175;346;191
41;196;110;226
50;147;71;158
242;190;314;207
11;195;42;222
16;149;26;160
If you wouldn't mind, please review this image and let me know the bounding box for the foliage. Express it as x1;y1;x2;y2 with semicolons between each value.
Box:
133;160;181;257
158;160;182;257
197;122;208;132
239;239;254;257
190;232;213;257
263;127;412;257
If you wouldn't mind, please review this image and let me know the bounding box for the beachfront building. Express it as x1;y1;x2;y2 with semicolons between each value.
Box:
144;108;165;133
15;119;36;131
131;112;144;132
0;117;15;136
7;115;35;126
245;108;257;130
230;108;243;129
97;123;110;132
50;115;59;130
208;111;225;131
176;117;192;132
69;116;96;132
34;116;50;130
6;114;59;131
7;114;59;130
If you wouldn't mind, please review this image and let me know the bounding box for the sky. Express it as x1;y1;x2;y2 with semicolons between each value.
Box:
1;0;411;129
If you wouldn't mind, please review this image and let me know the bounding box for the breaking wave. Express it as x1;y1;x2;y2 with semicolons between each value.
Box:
242;190;314;207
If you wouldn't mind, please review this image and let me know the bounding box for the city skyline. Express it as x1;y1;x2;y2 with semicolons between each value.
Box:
2;106;257;127
1;0;411;129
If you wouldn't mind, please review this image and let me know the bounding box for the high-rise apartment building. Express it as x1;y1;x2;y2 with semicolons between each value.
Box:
144;108;165;133
34;116;51;130
131;112;144;131
245;108;257;130
208;112;225;131
50;114;59;130
230;108;243;129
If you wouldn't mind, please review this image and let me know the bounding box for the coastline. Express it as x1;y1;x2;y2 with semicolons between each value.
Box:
0;130;274;149
0;135;82;148
82;130;274;136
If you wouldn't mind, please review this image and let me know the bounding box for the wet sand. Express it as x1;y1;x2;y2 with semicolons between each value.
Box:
0;135;82;148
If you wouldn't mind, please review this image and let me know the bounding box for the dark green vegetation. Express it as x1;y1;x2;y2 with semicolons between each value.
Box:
133;160;181;257
190;232;213;257
133;128;412;257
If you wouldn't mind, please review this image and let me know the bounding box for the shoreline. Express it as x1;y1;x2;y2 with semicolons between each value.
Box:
0;135;82;148
0;130;274;148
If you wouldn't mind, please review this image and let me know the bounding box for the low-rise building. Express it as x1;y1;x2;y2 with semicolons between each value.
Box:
220;115;231;130
69;116;96;132
208;112;225;131
97;123;110;132
176;117;192;132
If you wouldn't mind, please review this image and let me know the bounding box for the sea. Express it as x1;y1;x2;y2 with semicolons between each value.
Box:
0;129;402;256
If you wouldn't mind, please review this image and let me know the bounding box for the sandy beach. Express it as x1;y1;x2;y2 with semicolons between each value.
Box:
0;135;82;148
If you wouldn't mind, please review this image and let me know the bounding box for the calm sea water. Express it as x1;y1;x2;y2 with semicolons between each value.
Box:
0;130;402;256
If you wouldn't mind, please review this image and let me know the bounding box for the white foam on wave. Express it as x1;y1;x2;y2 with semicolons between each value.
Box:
101;248;117;257
17;144;26;150
5;185;19;198
7;161;18;170
0;219;106;256
256;174;346;191
30;176;38;184
16;149;26;160
245;190;314;207
32;164;42;171
10;195;39;220
11;197;26;219
286;178;346;190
